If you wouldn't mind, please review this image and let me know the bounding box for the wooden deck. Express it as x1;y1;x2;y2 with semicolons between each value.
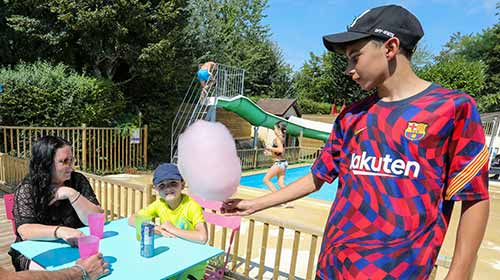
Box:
0;192;15;272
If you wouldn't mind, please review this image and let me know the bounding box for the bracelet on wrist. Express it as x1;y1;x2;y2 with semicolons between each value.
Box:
73;263;90;280
54;226;61;239
71;192;82;204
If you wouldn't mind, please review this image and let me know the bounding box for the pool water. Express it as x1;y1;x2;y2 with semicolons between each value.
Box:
239;165;338;201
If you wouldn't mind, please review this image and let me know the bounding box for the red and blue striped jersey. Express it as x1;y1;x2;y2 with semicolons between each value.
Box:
311;84;489;279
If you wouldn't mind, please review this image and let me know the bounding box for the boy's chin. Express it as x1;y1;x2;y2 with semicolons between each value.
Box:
162;194;178;200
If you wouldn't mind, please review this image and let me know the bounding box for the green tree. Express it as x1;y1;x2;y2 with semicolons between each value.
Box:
434;3;500;112
417;55;489;110
185;0;292;97
292;51;366;113
4;0;190;82
0;61;125;126
2;0;193;163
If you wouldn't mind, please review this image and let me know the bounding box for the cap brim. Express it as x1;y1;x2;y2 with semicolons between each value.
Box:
323;32;371;53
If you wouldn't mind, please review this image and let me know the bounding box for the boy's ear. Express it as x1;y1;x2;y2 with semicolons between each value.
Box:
385;37;400;60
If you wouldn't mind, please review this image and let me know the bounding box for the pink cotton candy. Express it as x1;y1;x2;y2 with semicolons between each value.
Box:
178;120;241;201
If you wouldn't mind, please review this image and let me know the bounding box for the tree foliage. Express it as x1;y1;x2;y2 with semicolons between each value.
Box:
3;0;190;83
0;0;293;163
433;4;500;112
417;55;488;108
292;51;367;113
186;0;292;97
0;61;125;126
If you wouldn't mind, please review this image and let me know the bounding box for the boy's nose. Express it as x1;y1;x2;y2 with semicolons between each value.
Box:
344;67;355;76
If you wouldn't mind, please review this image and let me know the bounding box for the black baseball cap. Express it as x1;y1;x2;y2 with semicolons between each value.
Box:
323;5;424;53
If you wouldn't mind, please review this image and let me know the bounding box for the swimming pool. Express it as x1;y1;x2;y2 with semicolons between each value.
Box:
239;165;338;201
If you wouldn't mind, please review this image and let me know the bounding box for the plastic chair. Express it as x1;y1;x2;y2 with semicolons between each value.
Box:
3;193;16;235
189;193;241;280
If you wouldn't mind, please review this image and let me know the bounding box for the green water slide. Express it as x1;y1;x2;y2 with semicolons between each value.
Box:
216;95;331;142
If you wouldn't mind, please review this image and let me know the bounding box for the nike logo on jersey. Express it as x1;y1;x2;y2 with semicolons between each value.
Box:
354;127;367;135
350;152;420;178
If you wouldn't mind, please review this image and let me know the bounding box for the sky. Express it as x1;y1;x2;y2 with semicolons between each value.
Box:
263;0;498;70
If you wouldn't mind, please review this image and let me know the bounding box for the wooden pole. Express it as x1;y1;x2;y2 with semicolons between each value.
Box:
82;124;87;171
143;125;148;167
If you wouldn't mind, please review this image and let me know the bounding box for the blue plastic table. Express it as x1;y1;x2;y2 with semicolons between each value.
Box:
11;218;223;279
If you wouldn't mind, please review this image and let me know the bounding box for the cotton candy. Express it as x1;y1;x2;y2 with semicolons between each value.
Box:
177;120;241;201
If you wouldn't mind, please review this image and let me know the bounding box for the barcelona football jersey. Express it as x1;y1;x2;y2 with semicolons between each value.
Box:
311;84;489;279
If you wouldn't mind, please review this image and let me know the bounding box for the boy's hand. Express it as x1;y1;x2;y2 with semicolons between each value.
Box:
221;198;256;216
157;222;176;238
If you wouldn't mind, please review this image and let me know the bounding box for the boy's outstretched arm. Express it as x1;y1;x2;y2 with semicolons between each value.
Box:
222;172;325;216
446;199;489;280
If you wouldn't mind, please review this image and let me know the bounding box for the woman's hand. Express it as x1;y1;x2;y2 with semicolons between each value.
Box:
57;226;85;247
50;186;79;205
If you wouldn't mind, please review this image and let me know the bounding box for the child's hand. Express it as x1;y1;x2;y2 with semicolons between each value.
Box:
158;222;176;238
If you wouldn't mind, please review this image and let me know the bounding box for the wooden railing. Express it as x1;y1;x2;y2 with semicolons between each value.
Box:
82;172;154;220
0;153;29;186
81;173;322;279
211;211;324;280
0;125;148;173
237;146;321;170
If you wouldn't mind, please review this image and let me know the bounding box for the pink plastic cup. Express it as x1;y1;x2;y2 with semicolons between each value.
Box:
88;213;105;239
78;235;100;259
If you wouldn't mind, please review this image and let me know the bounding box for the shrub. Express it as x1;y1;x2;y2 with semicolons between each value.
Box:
0;61;125;126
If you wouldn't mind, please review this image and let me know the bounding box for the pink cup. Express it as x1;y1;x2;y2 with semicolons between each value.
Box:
78;235;100;259
88;213;105;239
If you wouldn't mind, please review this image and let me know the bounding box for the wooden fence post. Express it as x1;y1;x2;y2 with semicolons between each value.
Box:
253;147;258;169
82;124;87;171
143;125;148;167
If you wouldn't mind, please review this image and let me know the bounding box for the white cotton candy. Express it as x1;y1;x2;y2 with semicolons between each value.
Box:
178;120;241;201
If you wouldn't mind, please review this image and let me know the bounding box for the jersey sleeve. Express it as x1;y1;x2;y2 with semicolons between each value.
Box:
444;95;489;201
188;199;206;227
311;117;343;183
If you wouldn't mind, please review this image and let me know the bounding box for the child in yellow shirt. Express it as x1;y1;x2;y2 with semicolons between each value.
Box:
128;163;208;279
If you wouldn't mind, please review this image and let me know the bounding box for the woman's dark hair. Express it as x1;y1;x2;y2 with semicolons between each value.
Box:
275;121;287;135
27;135;72;216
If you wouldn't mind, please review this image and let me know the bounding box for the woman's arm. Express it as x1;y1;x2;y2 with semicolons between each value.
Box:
158;222;208;244
70;190;104;225
17;224;60;241
17;224;84;246
50;187;103;225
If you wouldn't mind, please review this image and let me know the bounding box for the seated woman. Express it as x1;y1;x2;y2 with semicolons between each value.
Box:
9;136;103;271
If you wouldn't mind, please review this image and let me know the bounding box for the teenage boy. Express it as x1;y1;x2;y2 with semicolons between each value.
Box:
222;5;489;279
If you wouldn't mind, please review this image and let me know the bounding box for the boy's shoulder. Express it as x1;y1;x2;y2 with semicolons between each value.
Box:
337;93;379;120
425;84;478;109
182;194;203;208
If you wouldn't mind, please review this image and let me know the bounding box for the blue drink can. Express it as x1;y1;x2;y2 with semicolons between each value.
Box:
140;222;155;258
